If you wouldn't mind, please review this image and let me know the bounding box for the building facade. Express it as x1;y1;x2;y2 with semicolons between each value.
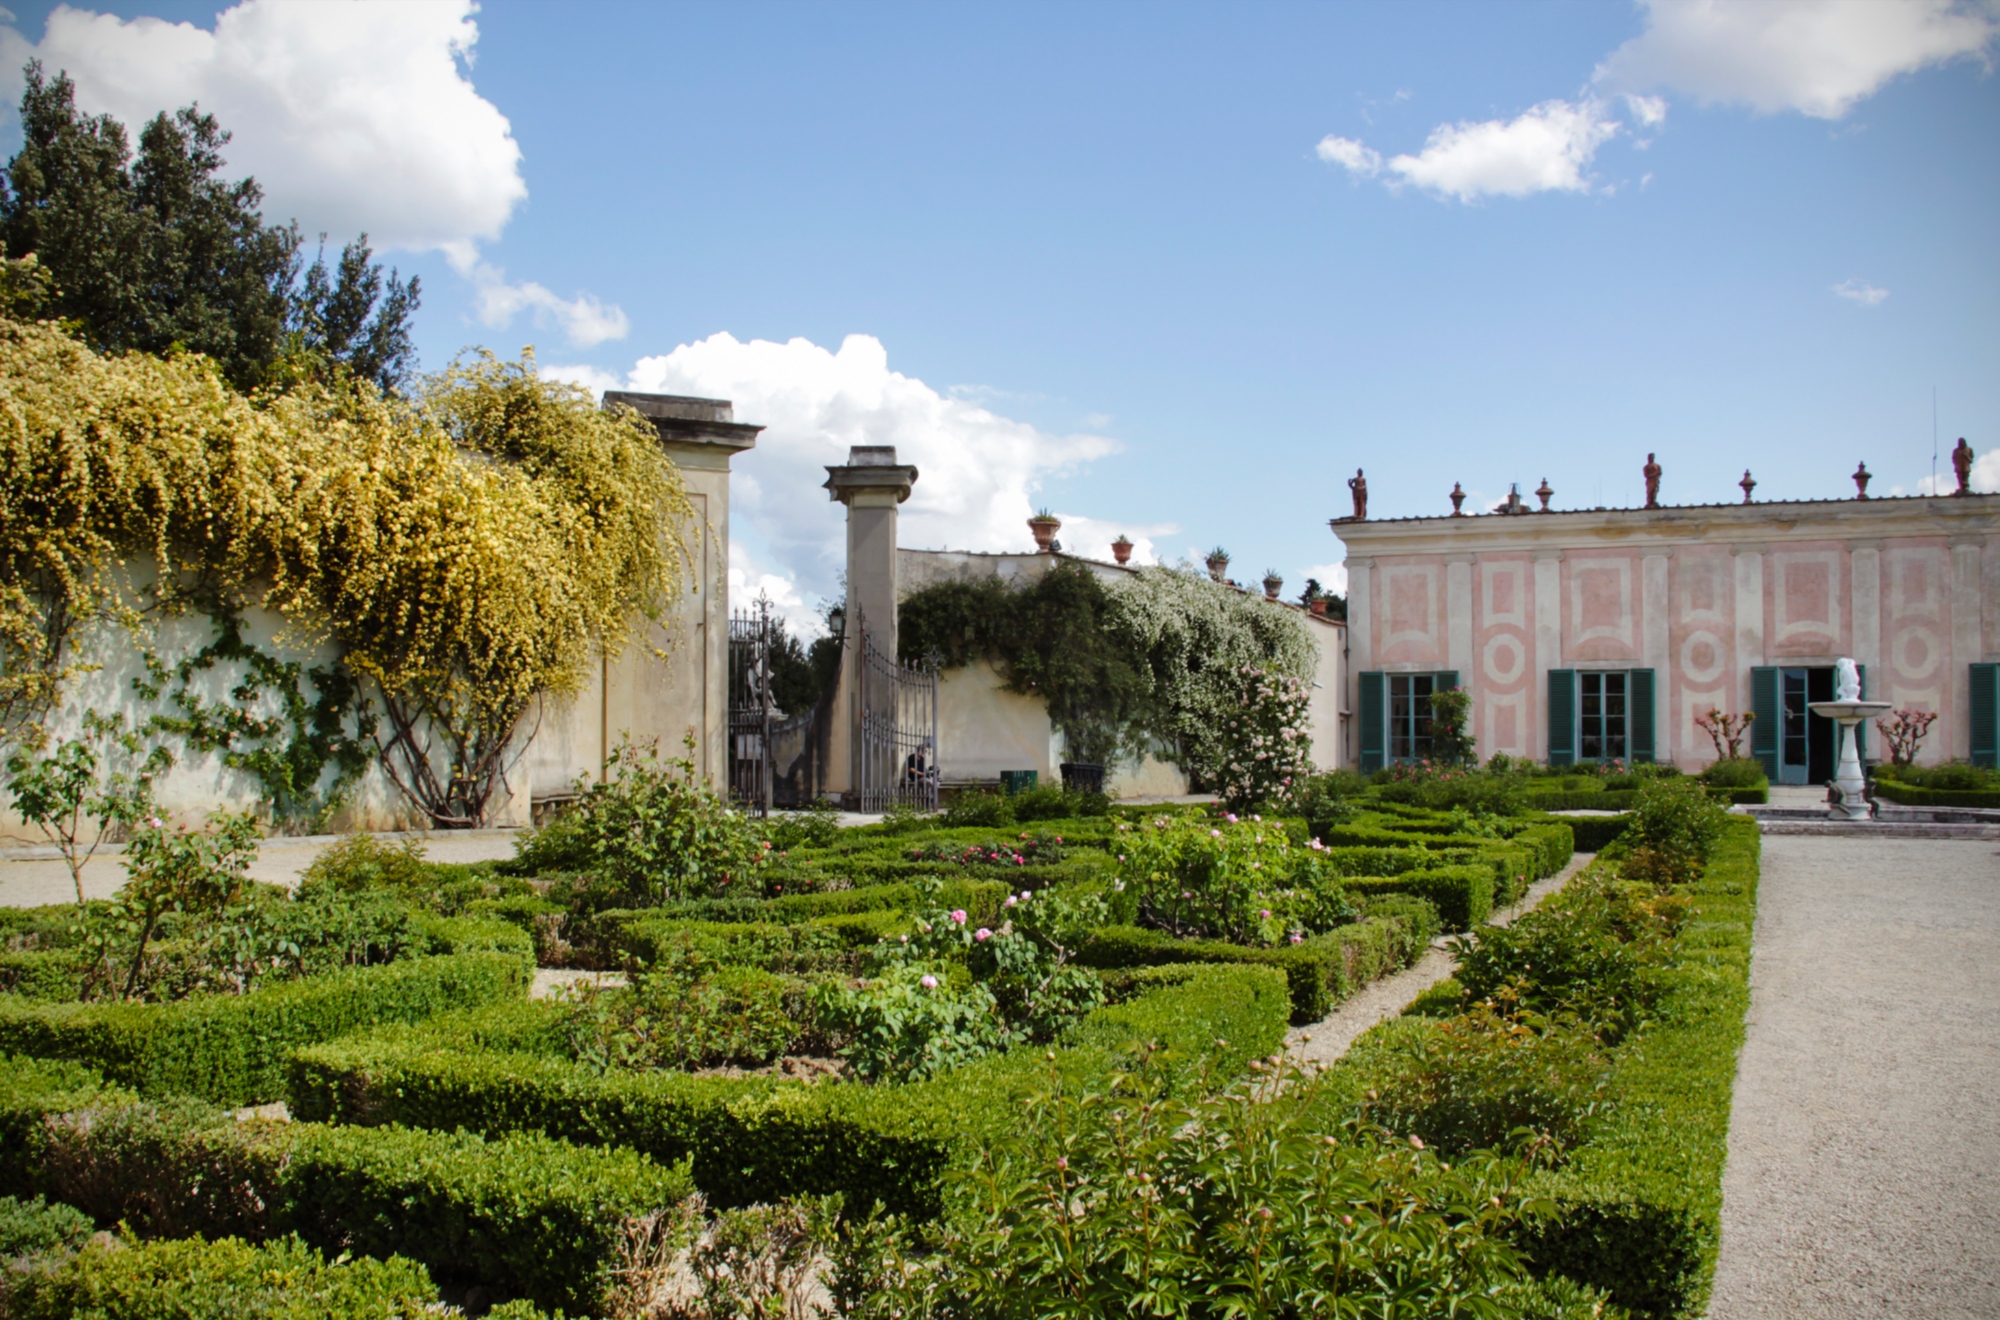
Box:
1334;494;2000;778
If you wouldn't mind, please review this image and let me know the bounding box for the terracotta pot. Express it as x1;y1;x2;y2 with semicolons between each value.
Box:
1206;555;1229;582
1308;599;1328;617
1262;575;1283;600
1111;538;1133;566
1028;516;1061;553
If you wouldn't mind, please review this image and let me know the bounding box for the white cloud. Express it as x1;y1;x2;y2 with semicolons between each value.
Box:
1596;0;1999;120
1623;93;1670;128
1833;278;1889;305
0;0;628;345
591;332;1132;613
465;259;631;347
1299;562;1350;598
1392;99;1621;201
1916;444;2000;494
1315;134;1382;175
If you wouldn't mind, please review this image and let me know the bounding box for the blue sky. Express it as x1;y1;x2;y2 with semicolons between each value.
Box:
3;0;1996;625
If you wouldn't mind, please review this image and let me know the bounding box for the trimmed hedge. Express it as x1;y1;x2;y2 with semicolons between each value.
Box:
1341;865;1493;931
0;1055;690;1316
288;963;1290;1221
0;1234;547;1320
1870;781;2000;810
1073;911;1434;1023
1537;812;1631;853
1512;819;1761;1317
0;952;528;1106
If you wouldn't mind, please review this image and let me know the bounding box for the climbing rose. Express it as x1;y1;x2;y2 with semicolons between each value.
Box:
920;975;938;989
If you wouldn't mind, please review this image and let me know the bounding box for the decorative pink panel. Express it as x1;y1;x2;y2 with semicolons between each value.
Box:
1766;545;1847;657
1562;554;1641;663
1668;548;1736;763
1376;559;1446;666
1474;558;1533;757
1881;540;1950;716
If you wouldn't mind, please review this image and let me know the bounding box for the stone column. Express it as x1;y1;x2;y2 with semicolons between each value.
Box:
822;446;919;797
1733;544;1765;704
1642;551;1671;760
1532;552;1562;759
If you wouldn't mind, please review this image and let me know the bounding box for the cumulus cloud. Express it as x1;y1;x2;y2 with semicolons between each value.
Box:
1320;99;1622;202
1299;562;1350;598
1833;278;1890;305
0;0;628;346
556;332;1156;617
1596;0;1998;119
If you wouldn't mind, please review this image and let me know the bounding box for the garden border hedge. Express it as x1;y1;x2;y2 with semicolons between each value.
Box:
1339;865;1494;931
1073;909;1437;1022
0;952;529;1106
1869;781;2000;809
287;962;1290;1221
0;1054;690;1316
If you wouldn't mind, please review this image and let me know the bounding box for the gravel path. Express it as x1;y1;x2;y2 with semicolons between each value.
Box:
1709;834;2000;1320
1284;851;1597;1068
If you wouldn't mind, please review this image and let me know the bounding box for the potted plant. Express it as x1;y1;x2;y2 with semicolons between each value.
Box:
1261;569;1283;600
1205;546;1230;582
1111;534;1134;566
1028;509;1061;553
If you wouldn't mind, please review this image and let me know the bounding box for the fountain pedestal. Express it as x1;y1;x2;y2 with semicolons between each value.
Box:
1807;699;1893;820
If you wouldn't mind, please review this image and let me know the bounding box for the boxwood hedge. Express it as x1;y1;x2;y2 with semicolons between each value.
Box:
0;1055;691;1316
0;952;529;1106
288;962;1290;1221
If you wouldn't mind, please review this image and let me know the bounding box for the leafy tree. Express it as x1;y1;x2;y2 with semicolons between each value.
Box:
0;63;418;391
766;617;841;718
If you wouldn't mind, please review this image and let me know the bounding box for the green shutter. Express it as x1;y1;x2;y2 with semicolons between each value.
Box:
1359;671;1385;774
1547;669;1576;767
1750;667;1779;778
1971;663;2000;769
1438;670;1459;690
1629;668;1657;763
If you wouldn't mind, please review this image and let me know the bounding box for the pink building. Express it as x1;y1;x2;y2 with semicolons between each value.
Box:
1334;492;2000;780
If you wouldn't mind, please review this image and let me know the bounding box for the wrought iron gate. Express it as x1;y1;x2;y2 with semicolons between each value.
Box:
727;598;775;814
856;628;938;814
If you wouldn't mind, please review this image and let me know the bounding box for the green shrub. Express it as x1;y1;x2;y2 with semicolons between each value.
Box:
942;788;1014;827
288;965;1289;1221
296;833;436;894
1875;759;1999;791
1621;777;1729;886
2;1233;485;1320
1076;914;1428;1023
0;1193;93;1261
1373;765;1527;815
1119;813;1352;945
0;952;527;1105
1355;1000;1612;1163
1551;813;1632;854
760;798;845;850
0;1065;693;1317
1342;865;1495;932
1868;780;2000;809
1698;757;1767;790
559;956;803;1073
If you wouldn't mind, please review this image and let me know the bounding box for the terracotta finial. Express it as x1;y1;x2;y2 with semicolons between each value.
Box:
1853;461;1871;500
1449;482;1466;516
1534;478;1553;512
1739;470;1756;503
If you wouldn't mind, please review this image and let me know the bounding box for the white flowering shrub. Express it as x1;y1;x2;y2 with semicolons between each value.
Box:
1212;666;1314;814
1102;566;1317;786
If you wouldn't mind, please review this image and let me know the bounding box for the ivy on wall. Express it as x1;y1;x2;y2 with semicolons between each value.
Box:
899;561;1316;780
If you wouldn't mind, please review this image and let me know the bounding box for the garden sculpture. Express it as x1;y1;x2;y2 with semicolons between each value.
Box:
1953;437;1974;494
1347;469;1368;520
1643;453;1662;508
1853;461;1871;499
1836;657;1861;701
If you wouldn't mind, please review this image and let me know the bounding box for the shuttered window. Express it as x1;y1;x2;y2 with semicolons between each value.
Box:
1973;663;2000;770
1750;667;1779;779
1359;671;1385;773
1547;669;1576;767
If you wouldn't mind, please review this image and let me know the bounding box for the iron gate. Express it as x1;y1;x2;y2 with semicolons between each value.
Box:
856;628;938;814
727;598;775;814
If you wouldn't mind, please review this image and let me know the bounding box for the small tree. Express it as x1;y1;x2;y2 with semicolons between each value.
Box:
1875;707;1938;768
1428;687;1476;765
1694;707;1754;761
4;713;167;905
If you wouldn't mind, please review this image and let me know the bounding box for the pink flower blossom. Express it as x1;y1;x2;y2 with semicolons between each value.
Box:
1005;895;1018;907
920;975;939;989
1290;934;1303;944
950;909;968;924
975;928;992;941
1210;829;1222;838
1225;813;1239;823
1259;909;1271;919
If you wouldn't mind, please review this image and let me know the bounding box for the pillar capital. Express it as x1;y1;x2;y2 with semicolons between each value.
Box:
825;446;918;505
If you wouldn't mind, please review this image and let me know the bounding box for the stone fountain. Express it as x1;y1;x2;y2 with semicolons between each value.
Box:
1808;658;1892;820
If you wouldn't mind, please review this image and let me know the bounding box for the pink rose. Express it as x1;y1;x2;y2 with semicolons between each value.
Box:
920;975;939;989
975;928;992;941
950;910;968;924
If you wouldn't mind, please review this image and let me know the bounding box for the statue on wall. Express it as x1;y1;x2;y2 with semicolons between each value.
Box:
1347;469;1368;520
1953;438;1975;495
1642;453;1662;508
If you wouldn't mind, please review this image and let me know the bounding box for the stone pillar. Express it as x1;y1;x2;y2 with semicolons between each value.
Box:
1733;544;1765;705
1532;552;1562;759
1345;557;1373;767
822;446;919;797
1642;551;1671;760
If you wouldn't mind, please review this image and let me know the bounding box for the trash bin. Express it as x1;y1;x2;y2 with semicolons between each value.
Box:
1059;762;1105;795
999;770;1038;796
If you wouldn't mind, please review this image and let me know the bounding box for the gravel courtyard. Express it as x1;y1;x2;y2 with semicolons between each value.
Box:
1710;833;2000;1319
